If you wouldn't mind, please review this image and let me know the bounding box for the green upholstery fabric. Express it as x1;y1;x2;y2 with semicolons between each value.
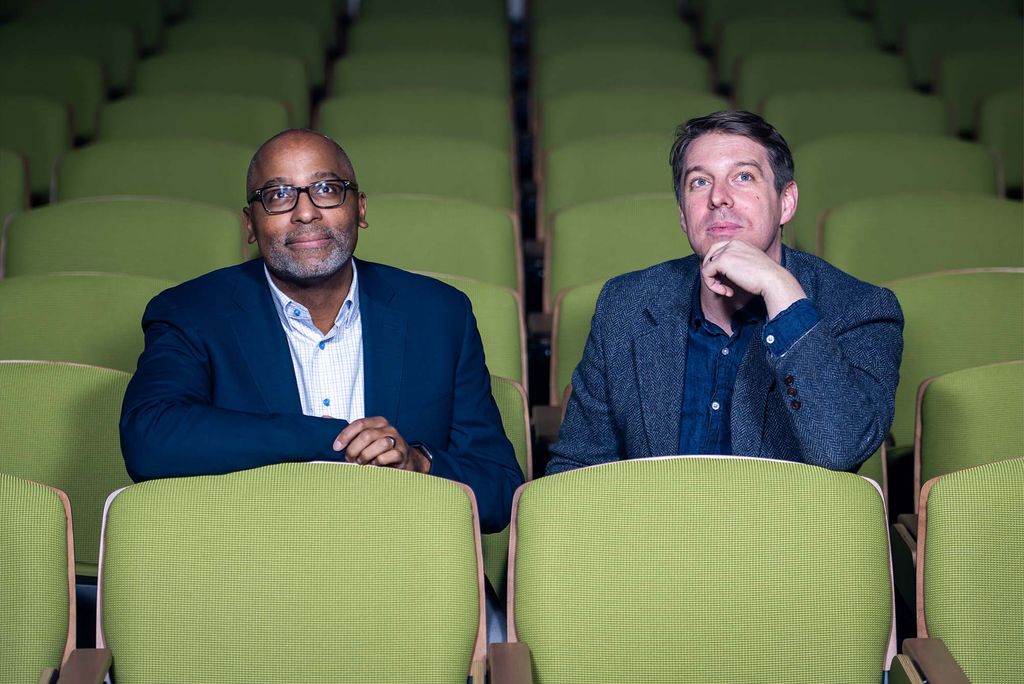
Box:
939;48;1024;134
54;137;252;211
426;273;525;386
819;192;1023;283
358;0;504;22
920;457;1024;682
2;197;245;282
0;362;131;577
734;50;908;113
978;88;1024;191
512;457;893;682
165;19;326;88
318;90;512;150
546;193;691;310
530;0;668;23
918;362;1024;486
904;17;1022;88
19;0;162;51
763;89;950;149
0;20;136;93
535;48;710;102
342;135;514;210
0;273;174;372
533;16;694;60
357;195;519;292
0;473;71;684
857;448;884;490
347;17;509;58
551;279;604;403
699;0;848;48
99;462;482;682
135;50;309;127
717;17;875;87
540;88;726;152
543;133;672;225
331;52;509;99
0;55;103;138
884;269;1024;450
0;95;71;197
98;94;289;149
482;375;531;599
872;0;1018;49
0;148;27;224
790;135;1000;252
188;0;337;48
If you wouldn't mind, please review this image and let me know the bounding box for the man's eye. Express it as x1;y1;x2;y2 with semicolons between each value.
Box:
737;172;753;181
272;187;293;200
690;178;709;189
313;182;340;197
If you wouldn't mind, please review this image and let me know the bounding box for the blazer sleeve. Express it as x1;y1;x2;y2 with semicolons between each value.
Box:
119;296;349;481
408;295;524;534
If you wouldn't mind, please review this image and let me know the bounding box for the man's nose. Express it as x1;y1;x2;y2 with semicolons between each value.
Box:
709;181;732;208
291;190;323;223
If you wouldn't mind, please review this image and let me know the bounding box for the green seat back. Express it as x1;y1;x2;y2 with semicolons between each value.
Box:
20;0;162;51
188;0;337;48
979;88;1024;191
0;273;174;372
717;17;875;87
331;52;509;99
0;362;131;577
0;148;28;223
884;269;1024;450
873;0;1018;49
318;90;512;150
343;135;514;210
917;361;1024;489
0;54;104;138
735;50;908;113
426;273;525;386
790;135;1000;252
98;94;289;149
511;457;893;682
99;463;484;682
0;95;71;196
2;197;245;281
819;192;1023;283
481;375;530;598
530;0;668;23
699;0;849;48
359;0;504;22
54;138;252;211
0;473;72;683
763;88;950;149
547;193;690;310
540;88;726;152
135;50;309;127
905;17;1022;88
533;16;694;60
359;195;519;292
164;19;325;88
347;17;509;59
919;457;1024;682
551;279;604;402
535;48;710;102
939;48;1024;134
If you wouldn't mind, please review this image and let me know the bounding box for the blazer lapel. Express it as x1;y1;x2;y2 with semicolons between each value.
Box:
357;261;406;419
731;330;772;456
230;260;303;414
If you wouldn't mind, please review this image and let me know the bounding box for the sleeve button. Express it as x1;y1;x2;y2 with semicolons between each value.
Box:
784;374;794;385
787;387;798;397
790;399;801;410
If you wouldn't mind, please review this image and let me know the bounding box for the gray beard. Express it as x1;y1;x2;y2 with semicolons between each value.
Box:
261;225;353;284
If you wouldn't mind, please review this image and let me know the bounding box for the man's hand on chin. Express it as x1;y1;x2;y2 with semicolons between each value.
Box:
700;240;807;319
330;416;431;473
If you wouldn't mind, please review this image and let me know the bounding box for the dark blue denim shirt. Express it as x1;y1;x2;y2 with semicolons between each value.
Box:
678;266;820;455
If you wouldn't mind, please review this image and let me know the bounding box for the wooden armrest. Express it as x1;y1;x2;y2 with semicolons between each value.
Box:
896;513;918;540
532;404;562;444
903;638;970;684
890;521;917;610
38;667;58;684
55;648;111;684
527;311;552;337
489;641;533;684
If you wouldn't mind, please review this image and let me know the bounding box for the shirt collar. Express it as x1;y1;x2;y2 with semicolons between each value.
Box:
265;260;360;334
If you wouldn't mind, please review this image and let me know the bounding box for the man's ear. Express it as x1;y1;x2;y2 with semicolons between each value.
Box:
779;180;798;227
357;191;368;228
242;206;257;244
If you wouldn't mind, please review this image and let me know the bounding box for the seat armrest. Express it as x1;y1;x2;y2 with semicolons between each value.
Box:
896;513;918;540
891;521;917;610
54;648;111;684
38;668;58;684
489;642;533;684
902;638;970;684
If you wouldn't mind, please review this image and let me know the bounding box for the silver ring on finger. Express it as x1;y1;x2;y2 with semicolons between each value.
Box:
386;436;396;450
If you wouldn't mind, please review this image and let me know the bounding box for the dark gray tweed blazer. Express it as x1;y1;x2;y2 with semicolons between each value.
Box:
548;246;904;474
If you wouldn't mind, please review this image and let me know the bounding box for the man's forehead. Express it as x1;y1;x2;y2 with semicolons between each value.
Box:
252;132;353;181
684;133;771;171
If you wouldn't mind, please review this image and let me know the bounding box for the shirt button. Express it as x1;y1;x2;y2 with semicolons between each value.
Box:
292;308;301;317
787;387;798;397
790;399;801;410
323;398;330;407
318;341;325;350
784;374;794;385
766;334;776;344
721;347;730;356
711;401;721;411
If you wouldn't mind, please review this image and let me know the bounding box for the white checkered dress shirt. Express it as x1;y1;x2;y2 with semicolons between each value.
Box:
265;264;365;421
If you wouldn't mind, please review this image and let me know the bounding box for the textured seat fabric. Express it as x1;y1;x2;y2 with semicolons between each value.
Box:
790;135;1000;252
535;48;710;102
818;192;1024;283
915;361;1024;496
939;48;1024;134
0;148;27;224
347;17;509;59
98;462;485;682
18;0;163;51
872;0;1018;49
98;94;289;149
0;54;104;138
331;52;509;99
2;197;245;282
0;95;71;197
904;17;1022;88
978;88;1024;192
357;195;520;293
550;279;604;403
918;457;1024;682
0;273;174;372
509;457;894;683
532;16;694;59
0;362;131;577
188;0;338;48
53;138;252;211
698;0;848;48
0;473;73;683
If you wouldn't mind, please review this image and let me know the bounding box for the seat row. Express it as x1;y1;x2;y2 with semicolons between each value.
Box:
5;455;1021;682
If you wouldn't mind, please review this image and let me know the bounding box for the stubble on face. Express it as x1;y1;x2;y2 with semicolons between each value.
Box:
261;223;354;285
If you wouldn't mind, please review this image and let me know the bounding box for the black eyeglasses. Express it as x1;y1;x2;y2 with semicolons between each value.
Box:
248;179;359;214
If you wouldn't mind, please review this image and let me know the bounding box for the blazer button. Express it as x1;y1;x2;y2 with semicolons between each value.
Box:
787;387;798;397
784;374;794;385
791;399;801;410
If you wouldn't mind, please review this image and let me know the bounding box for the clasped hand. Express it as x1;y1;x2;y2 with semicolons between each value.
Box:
700;240;806;319
324;416;431;473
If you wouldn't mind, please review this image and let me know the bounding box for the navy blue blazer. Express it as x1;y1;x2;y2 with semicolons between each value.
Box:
120;258;523;532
